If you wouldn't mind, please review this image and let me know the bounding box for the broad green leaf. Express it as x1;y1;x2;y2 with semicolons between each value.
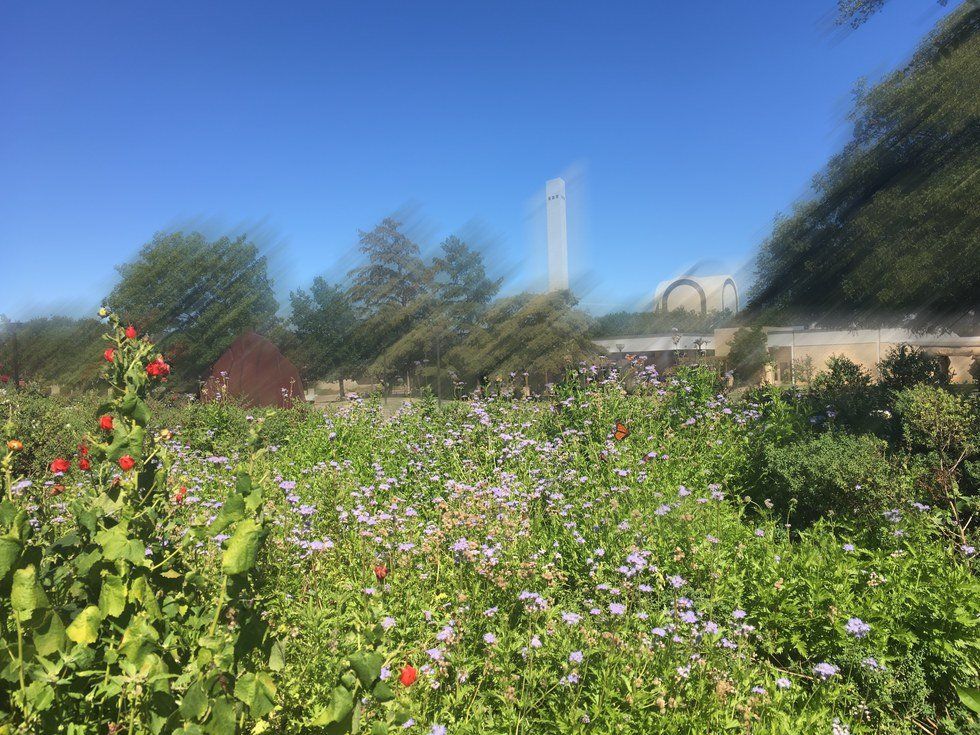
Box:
66;605;102;646
33;612;66;657
204;694;237;735
99;574;127;618
222;519;262;575
957;685;980;714
180;681;209;721
370;722;388;735
349;651;384;688
268;639;285;671
0;535;21;580
234;671;277;718
96;524;145;564
11;565;45;619
307;686;353;726
209;493;246;536
373;681;395;703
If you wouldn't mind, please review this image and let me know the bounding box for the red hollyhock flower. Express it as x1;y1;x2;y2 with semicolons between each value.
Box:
99;415;114;432
103;348;114;362
399;665;417;687
125;325;137;339
118;455;135;471
145;357;171;378
374;564;388;581
79;457;91;471
174;486;188;504
49;458;70;474
78;444;89;456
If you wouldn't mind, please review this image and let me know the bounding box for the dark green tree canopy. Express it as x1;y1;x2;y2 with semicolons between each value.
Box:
430;236;501;318
750;6;979;333
107;231;279;385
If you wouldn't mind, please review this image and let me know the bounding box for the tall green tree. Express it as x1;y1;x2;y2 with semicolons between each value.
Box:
288;277;359;390
347;218;428;312
750;5;979;333
0;316;104;388
430;236;501;322
107;231;279;386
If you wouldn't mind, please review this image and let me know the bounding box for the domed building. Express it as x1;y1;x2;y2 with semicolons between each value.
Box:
653;275;739;314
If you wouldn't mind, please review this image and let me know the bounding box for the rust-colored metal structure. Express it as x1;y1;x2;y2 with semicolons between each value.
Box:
201;331;304;408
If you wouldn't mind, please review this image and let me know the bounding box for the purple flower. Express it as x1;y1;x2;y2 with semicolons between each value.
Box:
562;612;582;625
845;617;870;638
775;677;792;689
608;603;626;615
569;650;584;664
813;662;838;679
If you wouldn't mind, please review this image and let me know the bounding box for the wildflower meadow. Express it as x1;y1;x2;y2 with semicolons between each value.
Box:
0;315;978;734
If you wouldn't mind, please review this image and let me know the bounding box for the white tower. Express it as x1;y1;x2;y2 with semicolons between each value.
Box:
546;177;568;292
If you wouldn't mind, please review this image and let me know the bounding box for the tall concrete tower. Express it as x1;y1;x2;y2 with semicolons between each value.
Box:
546;177;568;292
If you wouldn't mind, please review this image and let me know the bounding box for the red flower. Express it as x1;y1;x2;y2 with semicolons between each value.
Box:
50;458;70;474
174;486;188;504
145;357;171;378
125;325;137;339
78;444;89;456
374;564;388;581
118;455;135;471
103;348;114;362
99;415;114;432
399;665;417;687
0;375;9;384
79;457;91;471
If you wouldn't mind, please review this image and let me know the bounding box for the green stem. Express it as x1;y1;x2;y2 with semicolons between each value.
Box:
210;576;228;636
15;616;27;718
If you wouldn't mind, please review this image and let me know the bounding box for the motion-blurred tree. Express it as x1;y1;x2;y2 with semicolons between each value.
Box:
751;5;979;333
0;316;104;388
448;291;595;387
289;278;359;391
836;0;950;28
107;231;278;387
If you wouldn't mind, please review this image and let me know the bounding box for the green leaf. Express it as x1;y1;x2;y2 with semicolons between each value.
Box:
180;680;209;721
209;493;246;536
96;524;145;564
373;681;395;703
268;639;285;671
221;518;262;575
234;671;277;718
349;651;384;688
99;574;127;618
956;685;980;714
11;565;46;620
66;605;102;646
0;535;22;581
307;686;353;726
33;612;66;657
370;722;388;735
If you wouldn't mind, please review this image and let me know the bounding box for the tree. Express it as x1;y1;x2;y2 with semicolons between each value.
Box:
448;291;595;388
347;218;428;312
726;326;769;384
430;236;501;322
0;316;104;388
106;231;278;387
878;343;951;391
836;0;950;28
750;6;979;333
288;278;359;391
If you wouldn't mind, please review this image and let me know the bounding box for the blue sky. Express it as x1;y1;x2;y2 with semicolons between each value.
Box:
0;0;957;319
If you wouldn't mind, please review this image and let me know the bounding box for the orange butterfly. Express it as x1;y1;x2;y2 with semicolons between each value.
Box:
613;421;630;441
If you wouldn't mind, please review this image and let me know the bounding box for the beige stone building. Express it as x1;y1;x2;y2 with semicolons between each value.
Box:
596;326;980;385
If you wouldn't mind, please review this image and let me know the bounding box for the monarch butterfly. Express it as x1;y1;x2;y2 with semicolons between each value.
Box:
613;421;630;441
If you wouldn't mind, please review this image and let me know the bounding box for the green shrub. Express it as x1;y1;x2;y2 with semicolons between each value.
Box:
0;385;91;478
878;344;951;392
756;431;912;526
809;355;885;434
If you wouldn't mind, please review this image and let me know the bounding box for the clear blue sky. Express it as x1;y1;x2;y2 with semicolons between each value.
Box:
0;0;957;320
